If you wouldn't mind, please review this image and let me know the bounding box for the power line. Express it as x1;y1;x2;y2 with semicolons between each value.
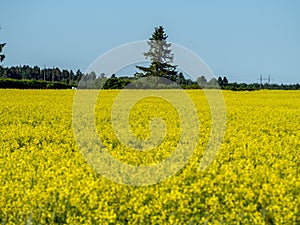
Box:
258;74;272;88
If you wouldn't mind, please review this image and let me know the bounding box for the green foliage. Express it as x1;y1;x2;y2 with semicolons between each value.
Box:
0;26;5;62
0;65;83;86
0;78;73;89
0;42;5;62
135;26;180;82
144;26;173;64
0;67;299;90
196;76;207;87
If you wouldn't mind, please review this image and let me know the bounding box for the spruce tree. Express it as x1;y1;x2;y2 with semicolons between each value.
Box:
0;43;5;62
222;77;229;86
135;26;179;82
0;27;5;62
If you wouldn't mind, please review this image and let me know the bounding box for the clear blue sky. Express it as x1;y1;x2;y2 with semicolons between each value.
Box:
1;0;299;84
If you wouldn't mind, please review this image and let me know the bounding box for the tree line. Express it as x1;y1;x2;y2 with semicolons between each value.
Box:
1;65;298;90
0;65;83;86
0;63;230;89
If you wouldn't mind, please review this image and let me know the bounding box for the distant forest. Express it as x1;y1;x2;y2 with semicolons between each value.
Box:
0;65;299;90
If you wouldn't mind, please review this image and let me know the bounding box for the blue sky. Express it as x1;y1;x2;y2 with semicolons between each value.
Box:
1;0;299;84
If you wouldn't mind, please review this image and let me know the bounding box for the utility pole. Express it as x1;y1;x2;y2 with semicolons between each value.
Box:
260;74;263;89
52;66;54;82
44;65;46;81
268;75;271;85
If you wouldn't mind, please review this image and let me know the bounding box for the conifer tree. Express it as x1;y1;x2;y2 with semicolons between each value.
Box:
135;26;179;82
0;27;5;62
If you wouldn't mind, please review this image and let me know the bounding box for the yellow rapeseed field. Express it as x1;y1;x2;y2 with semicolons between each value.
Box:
0;89;299;224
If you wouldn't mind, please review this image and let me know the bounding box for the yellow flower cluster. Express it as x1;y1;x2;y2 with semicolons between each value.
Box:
0;89;299;224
